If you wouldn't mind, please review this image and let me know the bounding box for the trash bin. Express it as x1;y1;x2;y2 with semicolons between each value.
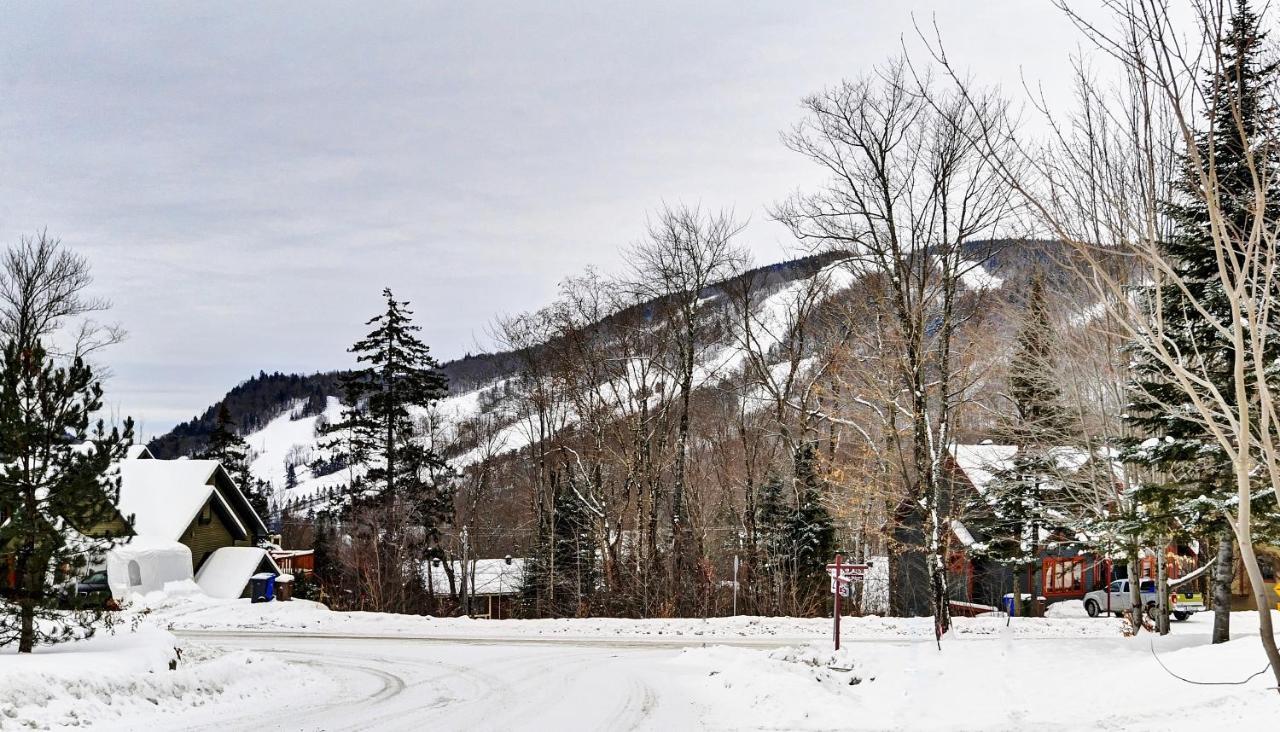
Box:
250;572;276;603
275;574;294;602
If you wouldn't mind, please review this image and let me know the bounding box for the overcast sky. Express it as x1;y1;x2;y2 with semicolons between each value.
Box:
0;1;1083;439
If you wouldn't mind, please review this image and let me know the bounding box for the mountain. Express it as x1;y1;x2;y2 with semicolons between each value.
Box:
148;242;1077;511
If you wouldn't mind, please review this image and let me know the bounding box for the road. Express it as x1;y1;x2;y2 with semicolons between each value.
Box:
150;630;742;731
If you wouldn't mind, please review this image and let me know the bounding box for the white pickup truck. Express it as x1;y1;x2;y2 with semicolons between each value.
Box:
1083;578;1205;621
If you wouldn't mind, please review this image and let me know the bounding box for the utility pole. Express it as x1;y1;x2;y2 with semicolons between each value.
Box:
460;525;470;617
732;554;740;616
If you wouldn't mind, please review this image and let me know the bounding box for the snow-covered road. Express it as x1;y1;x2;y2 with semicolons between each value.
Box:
12;599;1277;731
163;631;709;731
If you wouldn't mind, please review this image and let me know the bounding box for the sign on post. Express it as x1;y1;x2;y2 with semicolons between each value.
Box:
826;556;871;651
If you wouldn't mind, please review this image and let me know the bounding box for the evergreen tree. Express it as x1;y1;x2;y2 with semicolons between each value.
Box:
785;441;835;582
1123;0;1280;641
322;288;450;525
968;272;1075;616
753;446;835;610
199;403;268;522
551;473;596;615
0;341;134;652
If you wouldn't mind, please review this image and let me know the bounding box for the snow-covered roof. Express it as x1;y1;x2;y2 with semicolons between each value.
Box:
949;443;1101;496
427;558;524;596
951;519;977;547
117;458;265;541
105;538;193;599
126;445;154;460
194;547;281;599
949;444;1018;495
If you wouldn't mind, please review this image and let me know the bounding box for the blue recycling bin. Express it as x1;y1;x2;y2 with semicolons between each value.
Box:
1003;594;1016;615
250;572;276;603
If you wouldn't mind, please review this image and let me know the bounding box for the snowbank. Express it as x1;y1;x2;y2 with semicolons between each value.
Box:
679;630;1280;730
0;625;327;730
144;591;1127;641
1045;599;1089;618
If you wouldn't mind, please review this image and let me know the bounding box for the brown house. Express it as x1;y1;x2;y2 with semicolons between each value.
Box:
115;447;269;574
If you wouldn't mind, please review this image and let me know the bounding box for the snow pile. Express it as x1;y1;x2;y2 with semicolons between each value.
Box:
0;625;325;730
1045;599;1089;618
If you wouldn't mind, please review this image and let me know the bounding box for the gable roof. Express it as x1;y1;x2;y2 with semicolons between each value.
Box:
949;444;1018;496
117;458;267;541
194;546;282;599
427;558;524;596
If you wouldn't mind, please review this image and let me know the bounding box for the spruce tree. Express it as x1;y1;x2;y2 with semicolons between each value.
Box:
199;403;268;522
551;473;596;615
968;271;1074;616
785;441;835;583
324;289;448;489
0;341;134;652
1123;0;1280;642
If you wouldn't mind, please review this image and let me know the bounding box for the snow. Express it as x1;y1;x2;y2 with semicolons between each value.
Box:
680;617;1280;730
959;259;1004;291
1045;598;1089;618
139;591;1128;641
949;443;1104;496
0;624;329;730
194;547;278;599
949;443;1018;495
117;458;227;539
246;396;349;502
7;589;1278;730
105;537;193;599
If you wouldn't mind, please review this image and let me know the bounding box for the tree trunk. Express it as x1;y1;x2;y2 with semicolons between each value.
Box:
1128;545;1144;633
1156;538;1170;636
1235;537;1280;690
1212;532;1233;644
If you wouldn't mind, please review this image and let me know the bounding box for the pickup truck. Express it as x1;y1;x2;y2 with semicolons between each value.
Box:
1083;579;1205;621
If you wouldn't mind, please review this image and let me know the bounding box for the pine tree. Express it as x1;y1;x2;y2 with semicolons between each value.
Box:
199;403;268;522
1123;0;1280;642
0;341;134;652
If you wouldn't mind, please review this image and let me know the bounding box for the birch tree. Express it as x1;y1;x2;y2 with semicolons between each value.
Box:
775;58;1017;641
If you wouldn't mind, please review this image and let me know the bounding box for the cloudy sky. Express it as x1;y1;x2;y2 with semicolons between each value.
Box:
0;1;1081;438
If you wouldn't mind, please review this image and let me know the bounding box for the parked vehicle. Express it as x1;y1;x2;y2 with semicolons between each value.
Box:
1083;578;1205;621
60;570;111;608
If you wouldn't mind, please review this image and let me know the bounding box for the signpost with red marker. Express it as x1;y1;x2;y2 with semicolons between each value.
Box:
827;555;869;651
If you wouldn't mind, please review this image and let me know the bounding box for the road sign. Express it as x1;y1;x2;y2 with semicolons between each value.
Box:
827;563;868;594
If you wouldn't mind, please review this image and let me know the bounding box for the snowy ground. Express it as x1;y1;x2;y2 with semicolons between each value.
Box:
3;596;1278;731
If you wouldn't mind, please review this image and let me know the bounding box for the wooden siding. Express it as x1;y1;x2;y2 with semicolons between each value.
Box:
182;497;253;571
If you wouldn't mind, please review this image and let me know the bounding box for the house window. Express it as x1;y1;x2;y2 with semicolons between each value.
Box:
1043;557;1085;595
127;560;142;587
198;503;213;526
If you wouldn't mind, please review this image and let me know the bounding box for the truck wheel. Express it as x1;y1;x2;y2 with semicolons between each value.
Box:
1173;611;1190;621
1145;602;1159;622
1085;600;1100;618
